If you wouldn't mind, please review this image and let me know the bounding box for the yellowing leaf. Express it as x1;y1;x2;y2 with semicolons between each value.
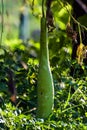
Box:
76;43;84;64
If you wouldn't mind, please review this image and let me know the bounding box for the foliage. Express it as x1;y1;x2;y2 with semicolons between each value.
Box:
0;38;87;129
0;0;87;129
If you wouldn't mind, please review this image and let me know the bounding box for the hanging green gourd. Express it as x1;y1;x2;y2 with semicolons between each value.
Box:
37;0;54;118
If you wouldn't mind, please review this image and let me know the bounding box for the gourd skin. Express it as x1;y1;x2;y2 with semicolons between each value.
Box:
37;17;54;118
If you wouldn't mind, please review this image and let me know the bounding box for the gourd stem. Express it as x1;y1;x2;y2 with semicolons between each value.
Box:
78;23;82;44
42;0;45;17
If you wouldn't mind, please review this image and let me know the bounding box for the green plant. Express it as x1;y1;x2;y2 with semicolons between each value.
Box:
37;0;54;118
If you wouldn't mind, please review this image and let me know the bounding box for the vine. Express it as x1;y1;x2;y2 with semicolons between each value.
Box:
57;0;87;31
0;0;4;47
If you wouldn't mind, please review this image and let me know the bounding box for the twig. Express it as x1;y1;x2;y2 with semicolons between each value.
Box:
23;107;37;114
65;2;87;31
57;0;87;31
75;0;87;13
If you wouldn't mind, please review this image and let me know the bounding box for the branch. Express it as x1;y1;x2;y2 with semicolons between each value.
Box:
75;0;87;13
66;6;87;31
57;0;87;31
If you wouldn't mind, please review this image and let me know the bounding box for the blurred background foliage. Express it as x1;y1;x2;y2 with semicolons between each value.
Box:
0;0;87;129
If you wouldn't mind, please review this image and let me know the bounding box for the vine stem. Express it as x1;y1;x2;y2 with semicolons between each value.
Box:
32;0;34;12
65;2;87;31
57;0;87;31
70;14;87;31
42;0;45;17
0;0;4;47
78;23;82;44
